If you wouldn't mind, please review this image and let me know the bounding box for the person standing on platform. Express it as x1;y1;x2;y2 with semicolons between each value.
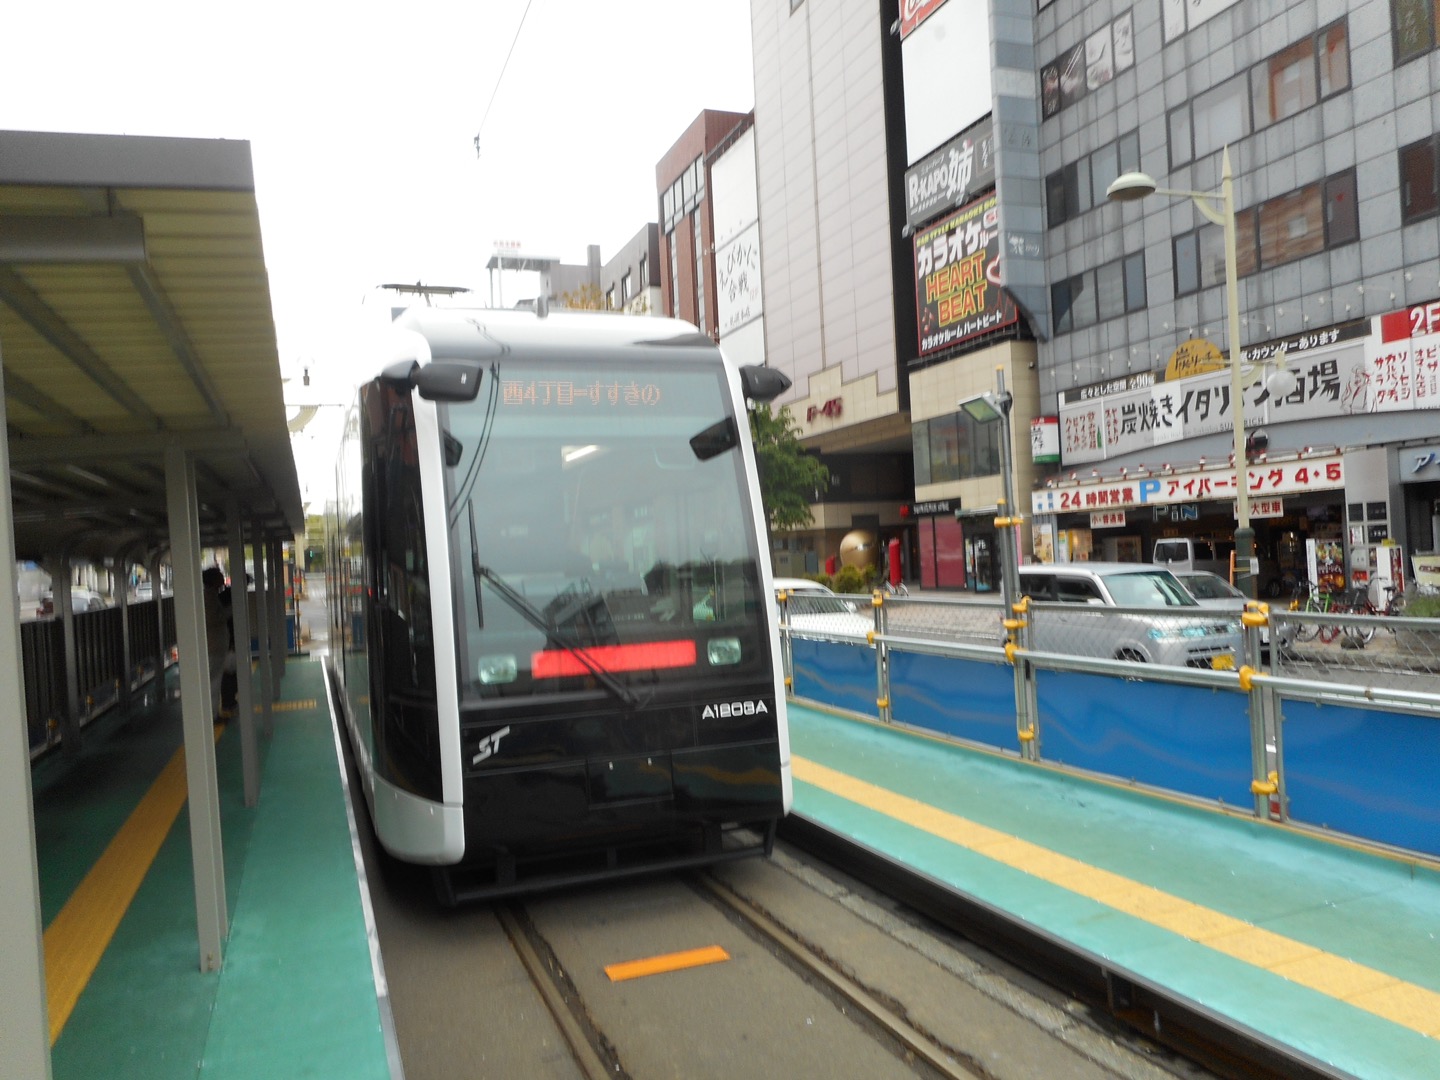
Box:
202;567;232;725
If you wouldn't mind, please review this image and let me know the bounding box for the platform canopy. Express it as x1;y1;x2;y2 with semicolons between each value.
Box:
0;129;303;561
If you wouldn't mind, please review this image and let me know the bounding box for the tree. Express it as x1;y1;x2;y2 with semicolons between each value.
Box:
748;403;829;533
557;282;608;311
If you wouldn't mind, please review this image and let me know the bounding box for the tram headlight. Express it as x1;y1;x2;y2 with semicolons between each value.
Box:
707;637;742;666
478;654;518;684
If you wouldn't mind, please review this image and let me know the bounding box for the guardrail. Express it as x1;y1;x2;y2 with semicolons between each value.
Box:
22;598;176;756
775;588;1440;862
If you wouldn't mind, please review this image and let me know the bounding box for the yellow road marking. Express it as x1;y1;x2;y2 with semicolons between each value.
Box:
793;755;1440;1038
604;945;730;982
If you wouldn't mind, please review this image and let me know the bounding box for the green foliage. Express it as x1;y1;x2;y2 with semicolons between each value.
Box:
748;403;829;533
833;566;868;594
1404;592;1440;618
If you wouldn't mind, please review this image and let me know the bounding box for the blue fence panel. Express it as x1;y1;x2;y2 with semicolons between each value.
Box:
889;650;1018;752
1036;670;1253;804
1281;700;1440;859
792;638;875;717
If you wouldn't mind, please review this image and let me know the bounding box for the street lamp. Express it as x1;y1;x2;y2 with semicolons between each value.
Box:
1106;146;1294;597
960;368;1034;757
958;369;1019;609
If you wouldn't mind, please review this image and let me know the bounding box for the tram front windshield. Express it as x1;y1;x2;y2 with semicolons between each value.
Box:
444;357;770;701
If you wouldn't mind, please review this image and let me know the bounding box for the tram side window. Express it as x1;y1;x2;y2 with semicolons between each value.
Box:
362;384;436;699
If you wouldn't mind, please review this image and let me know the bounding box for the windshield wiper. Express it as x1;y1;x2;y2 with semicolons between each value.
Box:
467;506;637;708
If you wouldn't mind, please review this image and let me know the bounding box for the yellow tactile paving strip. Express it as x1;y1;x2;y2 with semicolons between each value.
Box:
793;755;1440;1039
42;725;224;1044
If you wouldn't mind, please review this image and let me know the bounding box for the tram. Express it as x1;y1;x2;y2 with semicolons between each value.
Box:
326;306;792;902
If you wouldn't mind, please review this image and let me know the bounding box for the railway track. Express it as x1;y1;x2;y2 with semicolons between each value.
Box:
469;845;1208;1080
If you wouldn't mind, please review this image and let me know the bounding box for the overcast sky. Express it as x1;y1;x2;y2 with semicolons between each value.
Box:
2;0;756;508
1;0;755;370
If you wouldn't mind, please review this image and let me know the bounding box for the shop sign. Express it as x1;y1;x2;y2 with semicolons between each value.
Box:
1031;454;1344;515
1236;498;1285;519
1056;303;1440;466
913;193;1019;357
903;117;995;231
1403;447;1440;481
903;499;960;517
1030;416;1060;464
1165;338;1225;380
1090;510;1127;528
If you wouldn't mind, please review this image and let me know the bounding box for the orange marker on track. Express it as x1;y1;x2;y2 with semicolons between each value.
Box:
604;945;730;982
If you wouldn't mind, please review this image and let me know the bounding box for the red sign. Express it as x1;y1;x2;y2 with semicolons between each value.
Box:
899;0;948;38
806;397;843;423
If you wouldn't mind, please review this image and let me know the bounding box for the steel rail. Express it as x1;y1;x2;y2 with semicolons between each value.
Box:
694;874;982;1080
495;903;619;1080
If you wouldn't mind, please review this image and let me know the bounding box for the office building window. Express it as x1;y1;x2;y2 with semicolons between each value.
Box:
668;230;681;316
911;411;1001;485
1045;130;1140;229
1172;169;1357;293
1050;253;1145;336
1190;76;1250;162
1318;21;1350;97
1174;22;1348;168
1122;252;1147;311
1325;170;1360;244
1393;0;1437;63
1400;134;1440;223
1259;188;1326;267
693;214;705;332
638;254;648;288
1174;233;1200;296
1252;38;1318;126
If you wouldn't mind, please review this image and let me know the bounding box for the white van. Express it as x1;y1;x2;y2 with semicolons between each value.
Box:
1153;537;1232;577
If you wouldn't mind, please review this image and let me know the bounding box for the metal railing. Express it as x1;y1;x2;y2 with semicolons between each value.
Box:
776;588;1440;862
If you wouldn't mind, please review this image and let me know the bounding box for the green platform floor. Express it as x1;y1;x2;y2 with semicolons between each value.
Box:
32;658;393;1080
787;701;1440;1080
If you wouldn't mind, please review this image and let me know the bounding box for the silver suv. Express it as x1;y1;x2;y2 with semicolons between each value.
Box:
1017;562;1241;669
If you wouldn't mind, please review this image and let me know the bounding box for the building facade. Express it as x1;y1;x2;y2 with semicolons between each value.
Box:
748;0;1043;590
601;225;661;316
1033;0;1440;596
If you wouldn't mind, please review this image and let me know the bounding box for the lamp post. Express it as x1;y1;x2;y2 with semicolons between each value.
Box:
958;368;1018;606
1106;146;1293;598
959;368;1034;757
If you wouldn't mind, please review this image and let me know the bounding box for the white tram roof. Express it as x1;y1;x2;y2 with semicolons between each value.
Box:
377;307;722;379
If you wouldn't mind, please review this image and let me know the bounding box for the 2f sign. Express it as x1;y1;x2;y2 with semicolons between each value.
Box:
1382;302;1440;341
1413;302;1440;337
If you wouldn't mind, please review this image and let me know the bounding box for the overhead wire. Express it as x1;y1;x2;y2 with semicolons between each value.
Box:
473;0;538;157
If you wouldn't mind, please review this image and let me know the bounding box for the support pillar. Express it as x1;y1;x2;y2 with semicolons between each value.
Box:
226;503;259;807
164;445;227;971
252;520;274;738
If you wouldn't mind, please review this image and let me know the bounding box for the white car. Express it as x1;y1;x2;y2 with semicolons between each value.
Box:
1172;570;1295;655
1018;563;1241;668
772;577;870;640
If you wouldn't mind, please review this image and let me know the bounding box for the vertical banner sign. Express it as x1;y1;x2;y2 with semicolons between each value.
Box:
1030;416;1060;463
914;193;1019;357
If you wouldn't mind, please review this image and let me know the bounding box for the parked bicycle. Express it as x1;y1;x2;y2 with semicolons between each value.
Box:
1290;579;1343;644
1337;585;1378;646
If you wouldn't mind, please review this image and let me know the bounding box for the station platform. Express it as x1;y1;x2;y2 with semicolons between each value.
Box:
32;657;394;1080
786;700;1440;1080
